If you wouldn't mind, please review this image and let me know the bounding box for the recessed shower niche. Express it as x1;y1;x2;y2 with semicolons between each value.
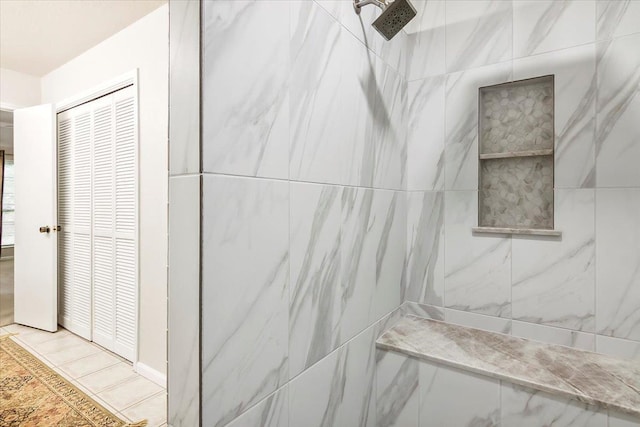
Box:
473;75;561;237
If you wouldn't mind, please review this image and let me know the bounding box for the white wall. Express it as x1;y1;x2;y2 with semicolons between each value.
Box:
41;4;168;376
0;68;40;109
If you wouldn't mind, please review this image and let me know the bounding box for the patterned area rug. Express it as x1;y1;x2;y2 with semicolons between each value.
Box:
0;334;146;427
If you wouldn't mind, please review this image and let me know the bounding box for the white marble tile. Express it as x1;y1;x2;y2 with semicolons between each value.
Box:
202;1;289;178
168;176;200;427
369;60;407;190
511;321;595;352
15;328;70;347
512;189;596;332
501;383;607;427
290;1;376;186
57;351;122;379
405;191;444;305
444;309;511;335
513;1;596;58
290;327;376;427
289;182;342;378
596;33;640;187
376;350;418;427
121;392;167;427
444;191;511;317
609;410;640;427
596;189;640;341
97;376;163;412
513;45;596;188
370;190;406;319
405;0;446;81
201;175;289;427
420;362;501;427
597;0;640;41
595;335;640;361
445;0;512;73
445;62;512;190
226;386;288;427
341;188;404;343
407;76;445;191
169;0;199;176
2;323;40;336
77;362;138;394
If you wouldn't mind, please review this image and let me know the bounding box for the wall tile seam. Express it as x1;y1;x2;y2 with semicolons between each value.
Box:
311;0;411;82
200;171;410;193
213;304;403;426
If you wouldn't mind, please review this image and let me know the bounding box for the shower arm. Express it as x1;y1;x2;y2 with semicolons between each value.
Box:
353;0;387;14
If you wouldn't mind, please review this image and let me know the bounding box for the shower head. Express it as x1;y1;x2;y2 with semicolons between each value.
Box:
353;0;417;41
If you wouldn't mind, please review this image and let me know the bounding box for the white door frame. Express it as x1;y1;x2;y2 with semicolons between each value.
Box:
55;69;141;367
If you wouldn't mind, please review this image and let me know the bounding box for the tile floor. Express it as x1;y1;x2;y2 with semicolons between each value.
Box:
0;323;167;427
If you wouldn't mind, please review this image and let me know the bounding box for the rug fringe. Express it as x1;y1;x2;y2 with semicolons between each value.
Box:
124;420;148;427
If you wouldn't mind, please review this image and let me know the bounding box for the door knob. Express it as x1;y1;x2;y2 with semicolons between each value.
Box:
39;226;50;233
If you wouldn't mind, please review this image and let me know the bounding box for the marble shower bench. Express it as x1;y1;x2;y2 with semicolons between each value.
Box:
376;315;640;426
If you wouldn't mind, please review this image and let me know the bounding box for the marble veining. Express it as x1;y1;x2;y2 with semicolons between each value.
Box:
377;316;640;418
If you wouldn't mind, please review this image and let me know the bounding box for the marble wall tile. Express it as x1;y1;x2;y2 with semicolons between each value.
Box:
444;191;511;317
511;321;595;352
420;362;501;427
169;0;200;176
376;350;419;427
405;191;444;305
609;411;640;427
405;0;446;81
201;175;289;427
596;33;640;187
291;1;379;187
225;386;288;427
513;45;596;188
511;189;596;332
595;335;640;361
168;176;200;427
445;62;512;190
289;183;405;378
407;76;445;191
501;383;607;427
596;189;640;341
341;188;405;343
370;60;407;190
289;327;377;427
596;0;640;41
445;0;512;73
202;1;289;179
513;1;596;58
444;308;512;335
289;182;342;378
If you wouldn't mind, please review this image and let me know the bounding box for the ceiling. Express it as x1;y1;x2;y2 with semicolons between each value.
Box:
0;0;166;77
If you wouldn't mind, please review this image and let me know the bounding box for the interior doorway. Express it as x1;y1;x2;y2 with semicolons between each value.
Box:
0;109;15;327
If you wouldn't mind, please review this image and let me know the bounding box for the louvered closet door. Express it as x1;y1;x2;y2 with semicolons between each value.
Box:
57;85;137;361
90;95;117;352
58;102;94;340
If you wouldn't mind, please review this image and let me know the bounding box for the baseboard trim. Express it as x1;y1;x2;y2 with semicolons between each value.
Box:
135;361;167;388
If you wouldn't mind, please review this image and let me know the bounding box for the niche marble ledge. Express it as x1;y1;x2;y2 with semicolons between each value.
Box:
472;226;562;237
376;315;640;418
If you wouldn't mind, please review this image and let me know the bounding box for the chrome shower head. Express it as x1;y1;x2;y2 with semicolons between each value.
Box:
354;0;417;41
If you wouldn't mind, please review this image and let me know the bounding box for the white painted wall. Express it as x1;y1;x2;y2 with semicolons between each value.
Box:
0;68;41;109
41;4;168;376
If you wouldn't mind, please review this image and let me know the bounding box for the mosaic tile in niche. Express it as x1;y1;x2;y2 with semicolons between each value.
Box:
480;76;554;154
479;156;553;229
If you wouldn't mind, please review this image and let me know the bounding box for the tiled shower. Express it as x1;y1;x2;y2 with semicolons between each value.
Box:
167;1;640;426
